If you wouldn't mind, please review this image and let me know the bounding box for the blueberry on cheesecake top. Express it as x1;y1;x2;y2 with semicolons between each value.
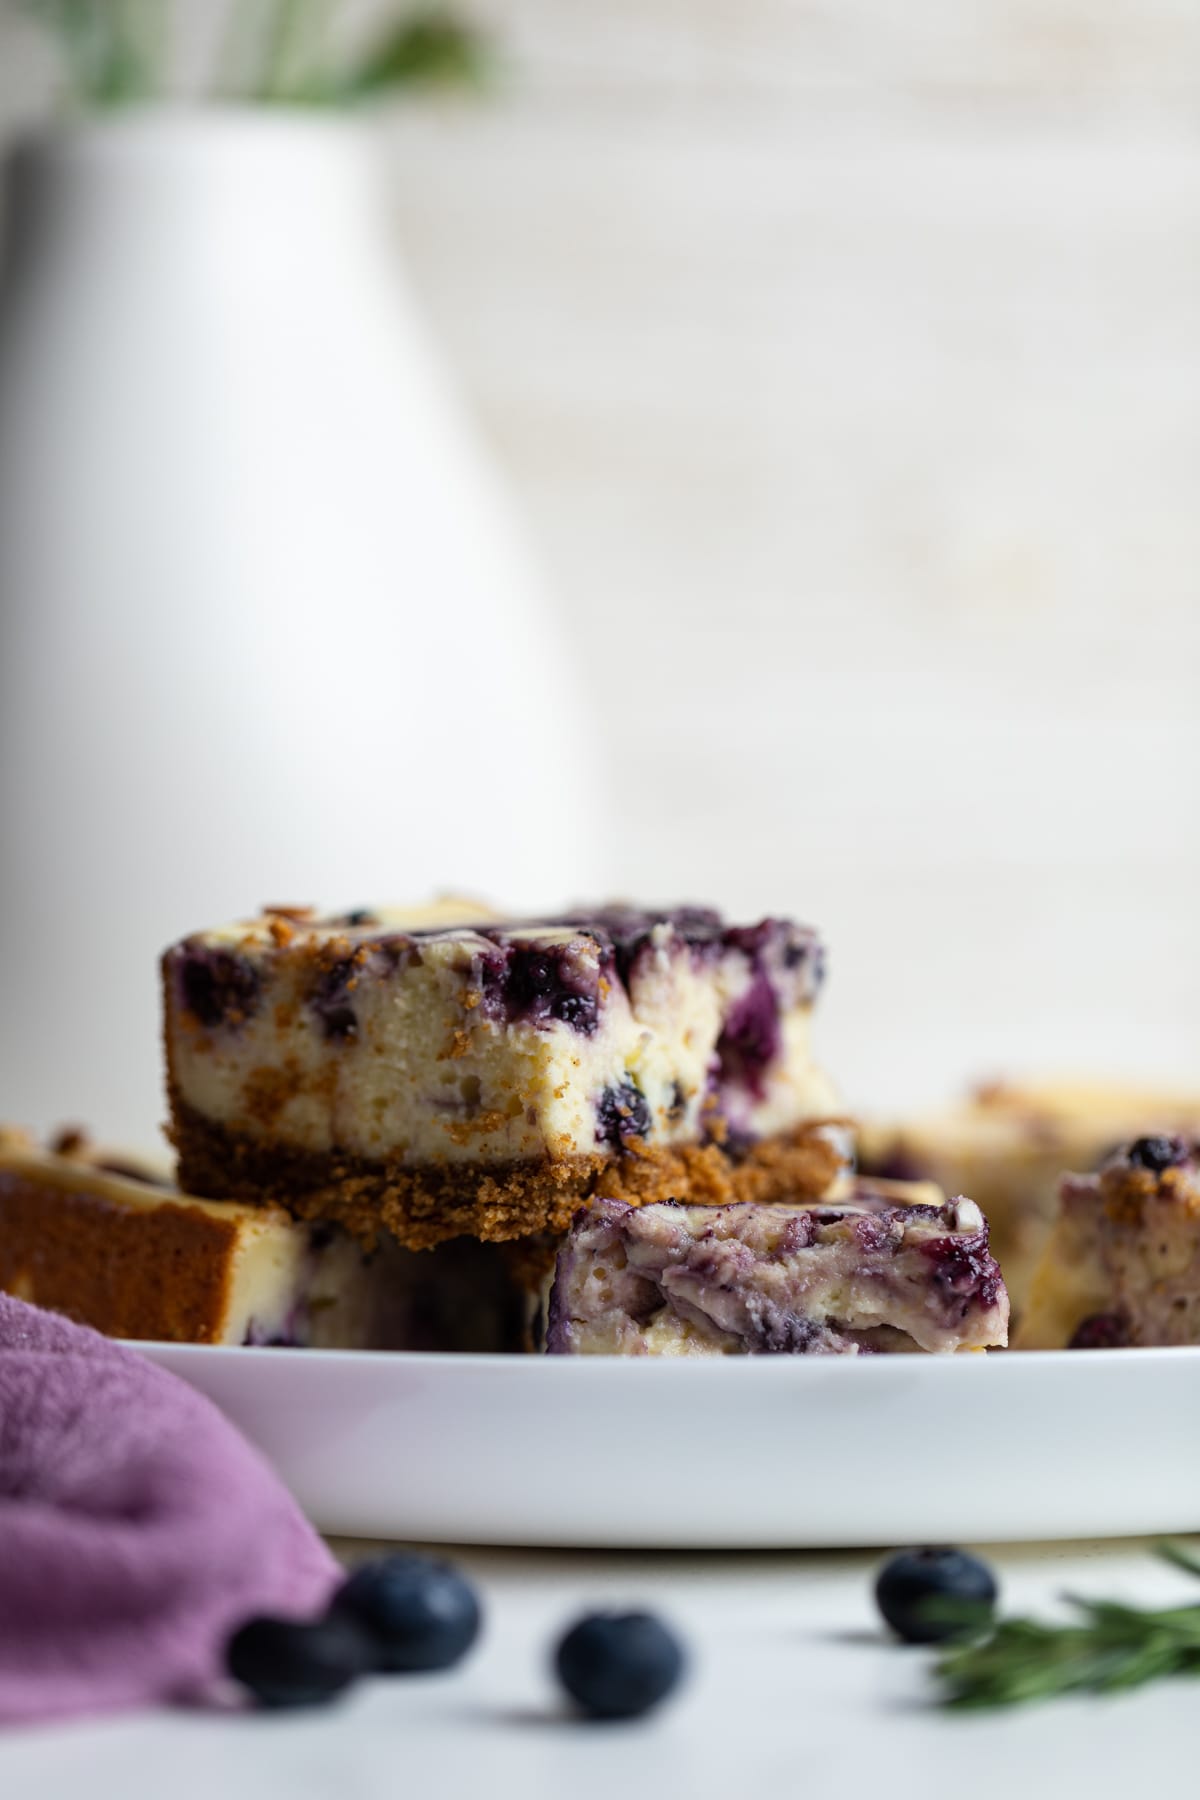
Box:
162;901;840;1198
544;1180;1009;1356
1018;1135;1200;1349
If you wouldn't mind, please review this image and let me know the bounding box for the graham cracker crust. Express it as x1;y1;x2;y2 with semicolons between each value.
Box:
167;1093;849;1251
0;1167;247;1343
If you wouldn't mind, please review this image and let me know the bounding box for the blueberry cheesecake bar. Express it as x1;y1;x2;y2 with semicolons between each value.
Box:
543;1179;1009;1355
164;901;846;1249
859;1079;1200;1316
1018;1136;1200;1349
0;1128;529;1350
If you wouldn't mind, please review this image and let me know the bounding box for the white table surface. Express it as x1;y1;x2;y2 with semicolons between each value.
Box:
1;1534;1195;1800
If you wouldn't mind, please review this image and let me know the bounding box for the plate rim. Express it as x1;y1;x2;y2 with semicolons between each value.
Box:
130;1339;1200;1373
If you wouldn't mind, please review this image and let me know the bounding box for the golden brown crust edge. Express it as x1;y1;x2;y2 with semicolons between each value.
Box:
167;1091;849;1251
0;1168;240;1343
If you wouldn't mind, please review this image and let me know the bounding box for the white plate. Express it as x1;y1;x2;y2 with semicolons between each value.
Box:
135;1344;1200;1549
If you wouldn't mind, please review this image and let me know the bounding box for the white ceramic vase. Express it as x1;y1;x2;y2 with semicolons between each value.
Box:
0;112;604;1145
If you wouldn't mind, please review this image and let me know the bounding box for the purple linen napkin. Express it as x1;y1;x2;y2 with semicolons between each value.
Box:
0;1294;340;1723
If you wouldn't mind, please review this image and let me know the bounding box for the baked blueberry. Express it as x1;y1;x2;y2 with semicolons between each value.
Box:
177;947;261;1030
225;1613;372;1708
919;1231;1005;1309
477;939;602;1036
308;953;369;1041
595;1077;651;1149
874;1547;998;1644
1068;1310;1130;1349
554;1611;686;1719
714;973;781;1096
1127;1135;1188;1173
333;1552;482;1672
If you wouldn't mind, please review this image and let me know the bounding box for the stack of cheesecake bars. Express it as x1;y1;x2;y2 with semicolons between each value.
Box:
1;901;1198;1353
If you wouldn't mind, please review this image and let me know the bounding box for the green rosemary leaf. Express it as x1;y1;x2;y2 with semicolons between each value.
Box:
21;0;164;106
933;1545;1200;1711
254;0;329;103
21;0;490;110
1157;1543;1200;1583
337;7;488;103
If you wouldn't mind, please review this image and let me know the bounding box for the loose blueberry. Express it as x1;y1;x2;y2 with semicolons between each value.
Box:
1127;1135;1187;1174
333;1553;482;1673
225;1613;372;1709
875;1547;998;1645
554;1611;686;1720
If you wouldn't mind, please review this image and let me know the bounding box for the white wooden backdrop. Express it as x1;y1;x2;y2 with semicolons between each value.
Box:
1;2;1197;1111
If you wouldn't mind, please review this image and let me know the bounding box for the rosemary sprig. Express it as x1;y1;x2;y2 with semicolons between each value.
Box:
934;1546;1200;1710
256;0;331;104
332;7;488;103
17;0;488;109
21;0;162;106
